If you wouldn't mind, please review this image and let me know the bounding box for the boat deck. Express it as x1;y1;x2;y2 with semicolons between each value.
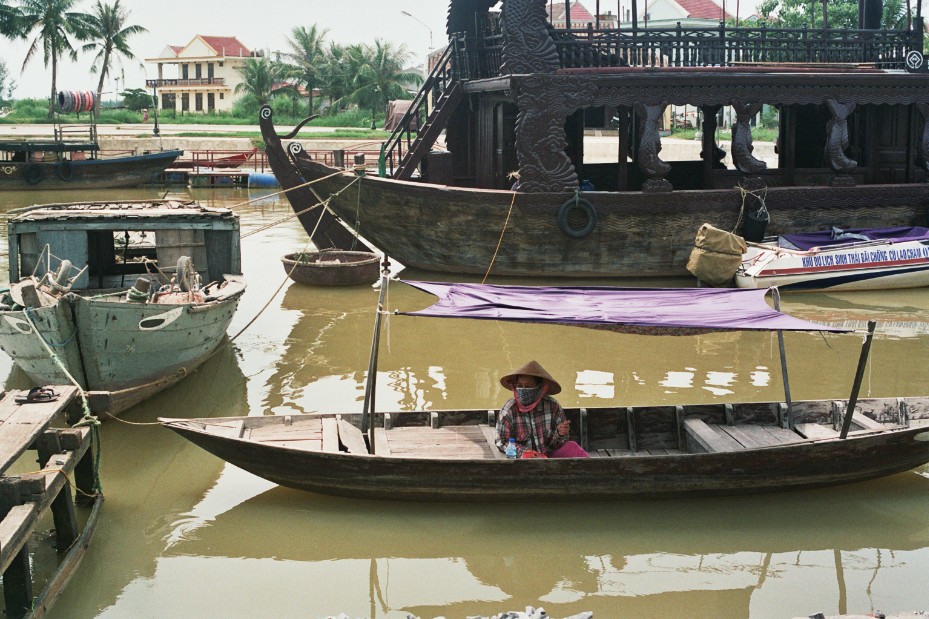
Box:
199;411;897;459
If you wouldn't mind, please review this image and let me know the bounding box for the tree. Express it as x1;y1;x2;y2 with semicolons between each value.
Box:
120;87;151;111
16;0;91;118
234;56;288;111
758;0;912;29
0;1;21;38
341;39;422;128
317;43;354;112
0;58;16;101
282;24;329;116
81;0;146;114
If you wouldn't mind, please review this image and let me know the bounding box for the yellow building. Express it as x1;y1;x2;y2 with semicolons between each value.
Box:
145;35;260;114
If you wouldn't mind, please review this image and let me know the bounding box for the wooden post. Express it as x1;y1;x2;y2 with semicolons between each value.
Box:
36;431;79;550
771;288;794;428
840;320;877;439
361;262;391;452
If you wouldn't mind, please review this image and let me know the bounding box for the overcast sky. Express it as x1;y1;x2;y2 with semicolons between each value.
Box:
0;0;450;99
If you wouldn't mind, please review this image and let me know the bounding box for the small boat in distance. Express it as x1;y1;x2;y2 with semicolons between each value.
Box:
162;280;929;501
0;200;245;417
736;226;929;292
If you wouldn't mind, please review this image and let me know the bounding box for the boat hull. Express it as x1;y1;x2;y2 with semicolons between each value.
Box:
163;410;929;502
0;150;182;190
736;240;929;291
288;158;929;278
0;288;243;416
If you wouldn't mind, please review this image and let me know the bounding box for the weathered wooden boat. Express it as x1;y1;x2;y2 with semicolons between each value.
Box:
281;250;381;286
736;226;929;291
0;200;245;417
262;0;929;279
162;280;929;501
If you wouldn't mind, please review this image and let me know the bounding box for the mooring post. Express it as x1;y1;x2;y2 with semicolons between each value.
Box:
361;259;391;452
840;320;877;439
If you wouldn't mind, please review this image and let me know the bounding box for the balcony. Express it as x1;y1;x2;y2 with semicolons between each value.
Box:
146;78;226;88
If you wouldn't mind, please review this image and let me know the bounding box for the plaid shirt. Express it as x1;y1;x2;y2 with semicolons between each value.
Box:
495;396;567;456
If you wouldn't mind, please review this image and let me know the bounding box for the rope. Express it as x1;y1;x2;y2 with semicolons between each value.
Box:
733;184;768;235
482;191;518;284
240;175;361;239
21;308;104;494
214;169;346;213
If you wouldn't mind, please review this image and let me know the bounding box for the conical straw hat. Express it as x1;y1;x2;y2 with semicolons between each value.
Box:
499;360;562;395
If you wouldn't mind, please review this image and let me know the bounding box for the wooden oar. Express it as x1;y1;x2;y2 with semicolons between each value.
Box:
840;320;877;439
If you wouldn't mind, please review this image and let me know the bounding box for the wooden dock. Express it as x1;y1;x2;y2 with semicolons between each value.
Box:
0;386;100;618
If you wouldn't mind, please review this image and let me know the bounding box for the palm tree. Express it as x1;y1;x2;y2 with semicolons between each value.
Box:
81;0;147;114
344;40;422;128
282;24;329;116
0;1;21;38
17;0;90;118
234;56;288;110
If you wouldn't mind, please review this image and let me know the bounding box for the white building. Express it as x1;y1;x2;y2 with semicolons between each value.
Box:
145;35;260;114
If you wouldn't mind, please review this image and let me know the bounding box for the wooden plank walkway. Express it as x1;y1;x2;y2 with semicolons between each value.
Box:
0;386;99;619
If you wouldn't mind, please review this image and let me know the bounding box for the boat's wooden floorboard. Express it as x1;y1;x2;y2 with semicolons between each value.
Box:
382;426;495;459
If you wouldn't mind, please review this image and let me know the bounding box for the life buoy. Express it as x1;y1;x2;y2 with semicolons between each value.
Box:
57;159;74;180
22;163;44;185
557;196;598;239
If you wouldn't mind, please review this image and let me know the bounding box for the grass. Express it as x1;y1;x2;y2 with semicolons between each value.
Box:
668;127;779;142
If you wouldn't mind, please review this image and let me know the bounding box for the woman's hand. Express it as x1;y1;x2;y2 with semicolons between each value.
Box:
556;420;570;436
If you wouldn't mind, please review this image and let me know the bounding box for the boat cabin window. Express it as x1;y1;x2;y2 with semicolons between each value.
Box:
85;228;208;288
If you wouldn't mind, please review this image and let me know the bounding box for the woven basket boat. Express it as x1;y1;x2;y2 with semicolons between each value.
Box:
281;250;381;286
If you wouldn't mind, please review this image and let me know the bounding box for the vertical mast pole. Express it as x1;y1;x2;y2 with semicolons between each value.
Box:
771;288;794;428
839;320;877;439
361;261;390;451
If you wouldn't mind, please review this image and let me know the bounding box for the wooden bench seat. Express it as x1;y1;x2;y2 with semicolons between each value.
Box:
685;418;808;453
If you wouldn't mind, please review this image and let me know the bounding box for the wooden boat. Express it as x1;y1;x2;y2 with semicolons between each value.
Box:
261;0;929;279
281;250;381;286
0;200;245;417
162;280;929;501
0;140;181;190
736;226;929;291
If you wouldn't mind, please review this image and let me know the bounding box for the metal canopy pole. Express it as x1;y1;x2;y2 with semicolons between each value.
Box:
361;261;391;451
771;288;794;428
840;320;877;439
565;0;572;29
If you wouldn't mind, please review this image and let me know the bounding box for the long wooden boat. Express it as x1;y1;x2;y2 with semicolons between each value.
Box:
162;280;929;501
0;200;245;417
736;226;929;291
0;141;181;190
262;0;929;279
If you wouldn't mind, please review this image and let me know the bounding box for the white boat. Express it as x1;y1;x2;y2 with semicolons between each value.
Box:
0;200;245;417
735;226;929;292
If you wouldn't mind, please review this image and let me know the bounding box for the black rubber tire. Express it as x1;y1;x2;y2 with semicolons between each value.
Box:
57;160;74;181
557;196;598;239
22;163;44;185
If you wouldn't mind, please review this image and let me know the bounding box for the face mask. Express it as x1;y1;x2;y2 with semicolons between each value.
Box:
515;386;541;407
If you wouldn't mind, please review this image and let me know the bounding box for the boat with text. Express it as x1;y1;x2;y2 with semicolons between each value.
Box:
0;200;245;417
262;0;929;278
162;280;929;501
735;226;929;291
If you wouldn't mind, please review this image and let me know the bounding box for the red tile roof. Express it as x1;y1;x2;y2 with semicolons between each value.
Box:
198;35;251;57
548;1;597;25
169;45;184;55
675;0;732;20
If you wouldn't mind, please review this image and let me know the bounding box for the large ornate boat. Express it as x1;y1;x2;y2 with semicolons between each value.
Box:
262;0;929;278
0;200;245;417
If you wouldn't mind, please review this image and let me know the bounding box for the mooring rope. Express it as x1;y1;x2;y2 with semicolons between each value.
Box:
240;175;361;239
21;307;104;494
732;184;768;235
481;190;519;284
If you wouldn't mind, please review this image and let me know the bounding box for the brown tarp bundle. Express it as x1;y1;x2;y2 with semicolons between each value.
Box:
383;100;420;132
686;224;747;286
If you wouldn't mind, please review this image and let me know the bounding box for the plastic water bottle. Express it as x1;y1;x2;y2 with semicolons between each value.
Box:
505;438;518;459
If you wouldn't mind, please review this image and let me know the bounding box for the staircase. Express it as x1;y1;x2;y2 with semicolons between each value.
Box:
382;41;464;180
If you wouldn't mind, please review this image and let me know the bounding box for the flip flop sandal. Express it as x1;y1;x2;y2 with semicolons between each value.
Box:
15;386;59;404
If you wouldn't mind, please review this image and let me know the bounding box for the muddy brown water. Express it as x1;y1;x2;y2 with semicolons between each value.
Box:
1;187;927;618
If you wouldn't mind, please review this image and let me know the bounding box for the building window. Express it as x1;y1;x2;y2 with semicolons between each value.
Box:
207;93;215;112
195;63;202;79
220;93;224;100
181;93;190;112
195;93;203;111
181;64;189;79
161;93;176;110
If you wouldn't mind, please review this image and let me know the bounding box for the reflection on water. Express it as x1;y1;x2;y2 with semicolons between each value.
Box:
2;188;929;618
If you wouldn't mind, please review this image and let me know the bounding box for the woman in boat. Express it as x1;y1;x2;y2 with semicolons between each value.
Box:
495;360;590;458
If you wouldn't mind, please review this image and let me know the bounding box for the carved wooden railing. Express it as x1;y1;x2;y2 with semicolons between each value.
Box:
381;41;458;177
553;24;921;69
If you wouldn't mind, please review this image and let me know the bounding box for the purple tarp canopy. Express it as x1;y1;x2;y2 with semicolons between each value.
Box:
400;281;848;333
779;226;929;251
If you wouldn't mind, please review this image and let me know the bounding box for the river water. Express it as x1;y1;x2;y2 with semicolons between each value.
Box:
1;187;928;618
